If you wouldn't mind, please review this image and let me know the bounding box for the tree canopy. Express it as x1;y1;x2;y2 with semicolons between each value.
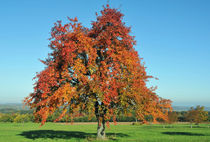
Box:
185;105;208;125
24;5;171;139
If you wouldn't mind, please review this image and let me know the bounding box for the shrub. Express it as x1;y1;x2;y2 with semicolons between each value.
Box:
13;114;31;123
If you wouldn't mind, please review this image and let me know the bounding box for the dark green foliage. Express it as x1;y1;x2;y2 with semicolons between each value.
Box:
177;111;187;122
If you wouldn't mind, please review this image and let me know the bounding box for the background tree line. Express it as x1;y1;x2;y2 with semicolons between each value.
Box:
0;105;209;124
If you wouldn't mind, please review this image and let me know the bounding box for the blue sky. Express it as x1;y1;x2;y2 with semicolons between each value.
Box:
0;0;209;106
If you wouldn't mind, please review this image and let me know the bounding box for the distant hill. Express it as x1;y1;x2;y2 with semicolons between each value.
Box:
0;103;27;110
0;103;30;113
0;103;210;113
172;106;210;111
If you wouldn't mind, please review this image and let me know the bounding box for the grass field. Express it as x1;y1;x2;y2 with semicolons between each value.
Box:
0;122;210;142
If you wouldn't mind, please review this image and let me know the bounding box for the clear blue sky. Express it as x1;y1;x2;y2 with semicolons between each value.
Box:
0;0;209;106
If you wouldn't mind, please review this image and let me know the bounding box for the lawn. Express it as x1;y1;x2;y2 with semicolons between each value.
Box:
0;122;210;142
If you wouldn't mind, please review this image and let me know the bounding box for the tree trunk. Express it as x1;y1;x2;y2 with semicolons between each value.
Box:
97;117;106;139
163;125;165;129
95;100;106;139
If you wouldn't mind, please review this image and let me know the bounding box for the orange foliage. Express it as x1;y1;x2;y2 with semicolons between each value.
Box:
24;5;171;125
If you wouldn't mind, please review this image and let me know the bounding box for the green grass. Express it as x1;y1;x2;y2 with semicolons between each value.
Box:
0;122;210;142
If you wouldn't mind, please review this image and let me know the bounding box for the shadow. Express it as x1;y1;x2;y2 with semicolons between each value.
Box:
162;132;205;136
18;130;129;140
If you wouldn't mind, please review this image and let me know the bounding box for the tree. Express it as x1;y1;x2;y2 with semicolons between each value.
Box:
168;111;178;124
185;105;208;128
24;5;171;139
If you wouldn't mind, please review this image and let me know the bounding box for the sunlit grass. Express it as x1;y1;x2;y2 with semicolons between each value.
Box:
0;122;210;142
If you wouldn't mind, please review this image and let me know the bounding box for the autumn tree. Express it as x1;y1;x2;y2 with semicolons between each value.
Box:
24;5;171;139
185;105;208;128
168;111;178;124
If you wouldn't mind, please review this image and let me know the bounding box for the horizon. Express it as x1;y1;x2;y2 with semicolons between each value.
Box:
0;0;209;106
0;102;210;108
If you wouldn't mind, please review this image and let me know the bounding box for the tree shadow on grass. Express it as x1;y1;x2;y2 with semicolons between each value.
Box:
18;130;129;140
162;132;205;136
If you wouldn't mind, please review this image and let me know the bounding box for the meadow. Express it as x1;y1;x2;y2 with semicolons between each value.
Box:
0;122;210;142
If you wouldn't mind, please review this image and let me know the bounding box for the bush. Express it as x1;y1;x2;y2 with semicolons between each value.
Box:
0;113;18;122
13;114;31;123
0;113;34;123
